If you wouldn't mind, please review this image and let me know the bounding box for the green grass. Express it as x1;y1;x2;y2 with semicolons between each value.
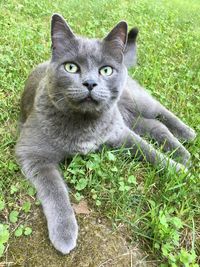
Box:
0;0;200;265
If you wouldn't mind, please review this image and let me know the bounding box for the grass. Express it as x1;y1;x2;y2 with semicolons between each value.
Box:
0;0;200;265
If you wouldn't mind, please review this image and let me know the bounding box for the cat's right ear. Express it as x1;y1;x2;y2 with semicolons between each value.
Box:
51;14;75;57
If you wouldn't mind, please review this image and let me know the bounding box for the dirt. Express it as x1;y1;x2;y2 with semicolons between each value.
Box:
2;207;153;267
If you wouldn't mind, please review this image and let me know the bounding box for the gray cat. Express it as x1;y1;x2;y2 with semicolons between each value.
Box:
15;14;196;254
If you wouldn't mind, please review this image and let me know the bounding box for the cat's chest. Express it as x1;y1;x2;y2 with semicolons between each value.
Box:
66;133;99;155
43;117;111;156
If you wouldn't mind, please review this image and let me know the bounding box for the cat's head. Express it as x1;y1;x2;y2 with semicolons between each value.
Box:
47;14;138;115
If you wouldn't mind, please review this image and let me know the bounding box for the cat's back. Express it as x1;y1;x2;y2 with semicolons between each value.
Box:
20;61;49;124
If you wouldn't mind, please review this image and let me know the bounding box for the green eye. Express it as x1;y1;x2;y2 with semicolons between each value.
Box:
100;66;113;76
64;63;79;73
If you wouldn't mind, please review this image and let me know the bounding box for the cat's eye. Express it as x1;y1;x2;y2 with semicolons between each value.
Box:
64;63;79;73
99;66;113;76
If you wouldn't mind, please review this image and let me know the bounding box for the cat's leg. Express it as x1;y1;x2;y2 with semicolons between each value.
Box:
155;104;196;142
140;99;196;142
133;118;191;165
16;143;78;254
107;125;186;172
125;78;196;141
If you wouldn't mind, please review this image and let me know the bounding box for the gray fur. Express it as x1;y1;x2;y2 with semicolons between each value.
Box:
16;14;196;254
124;27;138;67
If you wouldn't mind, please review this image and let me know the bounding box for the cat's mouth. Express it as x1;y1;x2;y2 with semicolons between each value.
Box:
79;95;99;104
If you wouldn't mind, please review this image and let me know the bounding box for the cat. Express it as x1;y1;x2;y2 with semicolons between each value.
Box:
15;14;196;254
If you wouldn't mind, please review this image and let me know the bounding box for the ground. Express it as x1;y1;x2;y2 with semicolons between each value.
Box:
0;0;200;266
4;207;152;266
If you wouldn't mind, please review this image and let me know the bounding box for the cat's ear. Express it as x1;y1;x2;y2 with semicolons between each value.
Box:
51;14;75;52
124;27;139;68
103;21;128;52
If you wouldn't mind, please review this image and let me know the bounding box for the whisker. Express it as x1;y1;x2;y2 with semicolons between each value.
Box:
66;92;87;97
55;97;65;104
49;92;63;96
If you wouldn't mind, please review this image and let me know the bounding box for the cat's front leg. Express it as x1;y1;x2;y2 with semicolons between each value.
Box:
16;146;78;254
107;125;186;172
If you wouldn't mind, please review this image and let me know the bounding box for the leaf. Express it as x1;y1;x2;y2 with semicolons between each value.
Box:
0;224;9;243
110;166;118;172
22;201;31;213
179;248;197;264
0;200;5;211
24;227;32;236
154;242;160;249
159;211;168;228
128;175;137;184
10;185;18;195
74;192;84;202
161;243;172;257
35;200;41;206
8;161;19;171
73;200;90;215
86;161;95;170
14;227;23;237
95;200;101;206
0;244;5;257
172;217;183;229
119;181;125;191
107;151;116;161
119;181;130;192
148;200;156;208
75;178;88;191
27;187;36;196
9;210;19;223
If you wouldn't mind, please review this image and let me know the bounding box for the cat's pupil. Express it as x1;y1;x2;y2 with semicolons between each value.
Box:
70;65;73;70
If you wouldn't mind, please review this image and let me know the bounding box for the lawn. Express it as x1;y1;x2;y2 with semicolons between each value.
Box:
0;0;200;265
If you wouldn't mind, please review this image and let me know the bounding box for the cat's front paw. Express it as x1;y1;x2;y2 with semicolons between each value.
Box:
48;212;78;254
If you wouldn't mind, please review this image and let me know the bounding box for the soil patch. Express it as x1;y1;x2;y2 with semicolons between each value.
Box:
2;207;152;266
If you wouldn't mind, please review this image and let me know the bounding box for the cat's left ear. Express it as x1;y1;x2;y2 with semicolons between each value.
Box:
103;21;128;52
124;27;139;68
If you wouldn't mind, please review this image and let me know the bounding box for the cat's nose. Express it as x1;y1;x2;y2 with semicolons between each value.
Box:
82;80;97;91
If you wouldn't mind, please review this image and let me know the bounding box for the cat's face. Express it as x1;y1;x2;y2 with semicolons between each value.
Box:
47;14;128;114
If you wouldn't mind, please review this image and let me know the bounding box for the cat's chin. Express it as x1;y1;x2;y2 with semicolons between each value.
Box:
76;102;102;114
68;98;107;115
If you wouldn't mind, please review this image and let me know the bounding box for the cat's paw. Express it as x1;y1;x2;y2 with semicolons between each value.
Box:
168;161;188;173
168;158;189;173
175;162;188;173
177;147;191;166
181;127;196;141
48;212;78;254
